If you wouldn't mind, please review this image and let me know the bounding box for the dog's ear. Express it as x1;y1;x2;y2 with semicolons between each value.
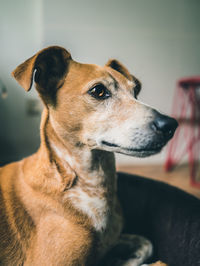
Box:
131;74;141;98
12;46;72;105
106;59;132;80
106;59;142;98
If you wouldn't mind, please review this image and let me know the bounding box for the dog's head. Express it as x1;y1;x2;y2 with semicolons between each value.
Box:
12;46;178;157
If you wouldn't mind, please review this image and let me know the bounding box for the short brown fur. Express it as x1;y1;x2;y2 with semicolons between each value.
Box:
0;46;169;265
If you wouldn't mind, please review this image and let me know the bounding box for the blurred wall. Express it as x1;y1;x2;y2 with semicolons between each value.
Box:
0;0;43;164
0;0;200;165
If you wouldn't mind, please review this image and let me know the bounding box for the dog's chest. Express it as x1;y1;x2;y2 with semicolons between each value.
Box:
65;175;123;253
67;185;110;231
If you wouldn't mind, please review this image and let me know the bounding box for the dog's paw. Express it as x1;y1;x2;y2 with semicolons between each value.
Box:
107;234;153;266
141;261;168;266
120;234;153;265
99;234;153;266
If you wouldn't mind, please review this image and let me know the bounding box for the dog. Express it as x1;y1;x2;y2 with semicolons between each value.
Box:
0;46;177;265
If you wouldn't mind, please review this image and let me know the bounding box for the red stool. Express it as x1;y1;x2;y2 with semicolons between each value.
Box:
165;76;200;188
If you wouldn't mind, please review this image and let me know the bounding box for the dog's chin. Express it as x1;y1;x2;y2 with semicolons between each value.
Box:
100;141;163;158
117;148;162;157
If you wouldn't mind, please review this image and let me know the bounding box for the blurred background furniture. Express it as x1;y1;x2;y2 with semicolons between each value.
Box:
165;77;200;188
117;172;200;266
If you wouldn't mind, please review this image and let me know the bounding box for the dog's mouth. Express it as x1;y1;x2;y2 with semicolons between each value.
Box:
101;140;163;157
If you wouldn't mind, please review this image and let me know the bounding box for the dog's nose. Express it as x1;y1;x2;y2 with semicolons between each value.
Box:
150;111;178;140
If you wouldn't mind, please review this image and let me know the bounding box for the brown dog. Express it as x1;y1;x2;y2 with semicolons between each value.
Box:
0;46;177;265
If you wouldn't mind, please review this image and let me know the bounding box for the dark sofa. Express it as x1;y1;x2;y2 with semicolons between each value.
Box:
117;172;200;266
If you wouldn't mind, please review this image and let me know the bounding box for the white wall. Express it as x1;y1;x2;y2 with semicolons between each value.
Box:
0;0;43;163
0;0;200;165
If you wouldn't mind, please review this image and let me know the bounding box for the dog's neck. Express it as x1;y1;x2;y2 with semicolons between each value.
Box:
35;108;118;232
39;108;117;193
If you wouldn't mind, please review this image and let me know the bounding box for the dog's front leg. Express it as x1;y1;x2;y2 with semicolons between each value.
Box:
100;234;153;266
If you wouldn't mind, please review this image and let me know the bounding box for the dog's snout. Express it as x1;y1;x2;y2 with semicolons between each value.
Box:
150;111;178;140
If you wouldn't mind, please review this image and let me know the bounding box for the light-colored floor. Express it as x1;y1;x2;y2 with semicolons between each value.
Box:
117;163;200;199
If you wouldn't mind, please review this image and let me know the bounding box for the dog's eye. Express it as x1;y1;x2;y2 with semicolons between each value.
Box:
88;84;111;100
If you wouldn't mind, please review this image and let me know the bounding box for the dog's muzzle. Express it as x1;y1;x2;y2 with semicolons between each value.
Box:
125;110;179;157
150;110;178;142
99;110;178;157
